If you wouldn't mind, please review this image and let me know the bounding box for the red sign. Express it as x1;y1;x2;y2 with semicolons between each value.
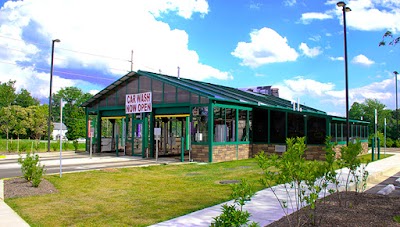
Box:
126;92;152;114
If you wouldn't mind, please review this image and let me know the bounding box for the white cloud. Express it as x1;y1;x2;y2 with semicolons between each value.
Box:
249;1;262;10
231;27;299;68
0;0;232;100
284;0;297;7
299;43;322;58
300;12;333;24
332;0;400;33
308;35;322;42
352;54;375;66
329;56;344;61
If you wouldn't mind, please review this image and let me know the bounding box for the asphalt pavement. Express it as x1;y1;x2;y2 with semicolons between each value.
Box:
0;151;178;179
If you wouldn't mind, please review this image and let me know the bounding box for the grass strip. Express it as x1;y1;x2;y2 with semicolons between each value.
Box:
6;159;264;226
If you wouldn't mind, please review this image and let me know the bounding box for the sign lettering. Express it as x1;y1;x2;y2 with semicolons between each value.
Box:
126;92;152;114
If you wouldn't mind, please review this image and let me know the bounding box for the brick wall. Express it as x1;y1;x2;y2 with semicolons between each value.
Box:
191;144;209;162
212;144;252;162
252;144;280;157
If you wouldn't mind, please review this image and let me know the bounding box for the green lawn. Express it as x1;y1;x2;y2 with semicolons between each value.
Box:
0;139;86;154
6;159;264;227
358;153;393;163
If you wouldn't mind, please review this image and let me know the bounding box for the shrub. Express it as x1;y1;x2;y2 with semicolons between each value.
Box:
18;151;46;187
211;179;259;227
73;140;79;151
395;139;400;148
20;142;28;152
63;141;69;150
386;138;394;148
51;141;59;151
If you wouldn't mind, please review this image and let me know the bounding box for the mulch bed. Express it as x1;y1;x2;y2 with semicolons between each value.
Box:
4;178;58;199
268;191;400;227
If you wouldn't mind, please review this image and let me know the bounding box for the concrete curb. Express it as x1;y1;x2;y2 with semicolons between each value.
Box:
0;180;3;200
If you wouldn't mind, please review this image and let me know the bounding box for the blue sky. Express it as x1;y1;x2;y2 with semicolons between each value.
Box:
0;0;399;116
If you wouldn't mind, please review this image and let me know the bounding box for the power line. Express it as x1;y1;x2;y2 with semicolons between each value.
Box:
0;60;116;81
0;34;131;63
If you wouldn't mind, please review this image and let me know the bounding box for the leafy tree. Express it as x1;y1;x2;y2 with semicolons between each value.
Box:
0;80;17;108
15;88;40;107
52;87;92;140
27;105;49;140
10;105;30;140
349;99;392;138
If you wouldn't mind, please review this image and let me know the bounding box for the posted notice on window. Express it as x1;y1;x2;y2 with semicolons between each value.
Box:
126;92;152;114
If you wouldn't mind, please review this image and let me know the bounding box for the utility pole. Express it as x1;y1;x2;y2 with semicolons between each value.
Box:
130;50;134;71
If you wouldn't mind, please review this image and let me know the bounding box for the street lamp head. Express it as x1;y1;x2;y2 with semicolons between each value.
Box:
53;39;61;43
394;71;399;75
337;1;346;7
345;7;351;12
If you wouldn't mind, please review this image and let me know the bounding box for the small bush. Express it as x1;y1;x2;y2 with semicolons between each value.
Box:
18;151;46;187
211;179;259;227
51;141;59;151
63;141;69;150
20;142;28;152
395;139;400;148
386;138;394;148
73;140;79;151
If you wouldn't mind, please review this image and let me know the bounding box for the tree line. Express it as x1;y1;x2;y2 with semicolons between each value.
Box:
0;80;91;142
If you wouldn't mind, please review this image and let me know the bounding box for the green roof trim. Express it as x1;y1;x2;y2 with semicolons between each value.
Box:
331;116;370;124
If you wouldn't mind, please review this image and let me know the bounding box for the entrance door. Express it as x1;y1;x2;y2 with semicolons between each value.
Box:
132;119;146;156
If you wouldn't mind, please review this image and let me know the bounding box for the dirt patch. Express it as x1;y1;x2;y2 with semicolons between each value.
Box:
268;191;400;227
4;178;58;199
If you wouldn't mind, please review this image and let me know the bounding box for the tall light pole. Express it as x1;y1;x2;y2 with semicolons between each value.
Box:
47;39;61;152
337;1;351;145
394;70;399;139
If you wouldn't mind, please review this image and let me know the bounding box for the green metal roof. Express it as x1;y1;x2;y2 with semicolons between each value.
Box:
81;70;326;114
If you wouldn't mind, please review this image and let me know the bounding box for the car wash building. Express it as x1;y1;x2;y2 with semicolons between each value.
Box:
81;70;369;162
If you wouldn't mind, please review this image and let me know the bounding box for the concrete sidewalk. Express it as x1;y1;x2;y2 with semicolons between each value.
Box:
1;153;399;227
151;153;400;227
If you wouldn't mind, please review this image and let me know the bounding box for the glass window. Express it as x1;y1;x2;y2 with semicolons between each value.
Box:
238;110;249;141
177;88;190;103
117;84;126;106
107;91;116;106
252;108;268;142
164;83;176;103
152;80;163;104
307;116;326;144
200;96;208;104
99;98;107;107
191;94;199;104
214;107;236;142
139;76;151;93
288;113;305;138
127;78;138;94
270;110;286;143
192;106;208;143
